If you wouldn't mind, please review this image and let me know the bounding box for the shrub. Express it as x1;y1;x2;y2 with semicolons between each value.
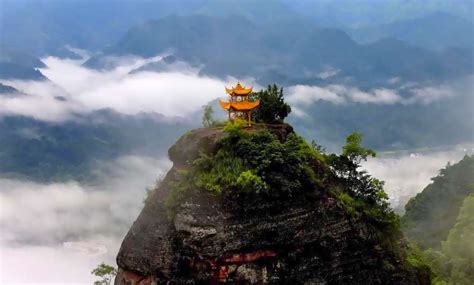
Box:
223;119;247;135
405;243;431;271
91;263;117;285
202;104;214;127
143;176;163;205
164;169;194;219
236;170;267;193
193;152;245;194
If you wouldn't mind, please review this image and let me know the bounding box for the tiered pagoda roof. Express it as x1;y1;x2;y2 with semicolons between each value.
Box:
225;82;253;96
219;100;260;111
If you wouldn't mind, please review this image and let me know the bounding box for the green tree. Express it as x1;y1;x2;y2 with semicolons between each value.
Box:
91;263;117;285
328;133;395;228
342;132;376;165
251;84;291;124
329;132;377;192
202;104;214;127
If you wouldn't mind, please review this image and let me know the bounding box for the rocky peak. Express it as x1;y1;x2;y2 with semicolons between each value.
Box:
168;124;294;167
115;124;430;284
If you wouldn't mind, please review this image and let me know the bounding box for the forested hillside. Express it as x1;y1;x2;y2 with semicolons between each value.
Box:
425;194;474;284
402;155;474;248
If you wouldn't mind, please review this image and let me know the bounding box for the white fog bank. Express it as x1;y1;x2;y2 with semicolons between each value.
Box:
0;156;171;284
362;146;473;213
1;55;253;122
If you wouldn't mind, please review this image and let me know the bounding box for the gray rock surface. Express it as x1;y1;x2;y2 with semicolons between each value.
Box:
115;125;430;284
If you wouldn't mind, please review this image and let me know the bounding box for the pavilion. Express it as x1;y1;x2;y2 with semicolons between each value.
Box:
219;82;260;126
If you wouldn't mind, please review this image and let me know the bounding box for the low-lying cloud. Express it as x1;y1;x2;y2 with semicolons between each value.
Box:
0;55;246;122
0;155;171;284
286;79;467;117
362;146;473;213
1;54;469;122
287;84;403;106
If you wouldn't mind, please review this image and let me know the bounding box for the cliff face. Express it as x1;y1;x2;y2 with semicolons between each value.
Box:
115;125;430;284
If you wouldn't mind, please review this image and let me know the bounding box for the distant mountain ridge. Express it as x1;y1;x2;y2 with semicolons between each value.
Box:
0;48;48;80
84;14;472;87
2;0;471;56
283;0;473;29
0;110;191;182
0;0;202;56
350;11;474;50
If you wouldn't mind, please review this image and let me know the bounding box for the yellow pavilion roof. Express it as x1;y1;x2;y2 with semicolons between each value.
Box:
219;100;260;111
225;82;253;96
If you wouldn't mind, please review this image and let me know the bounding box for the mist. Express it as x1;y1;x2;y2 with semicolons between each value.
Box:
286;79;468;117
4;54;466;123
362;146;473;213
0;55;248;122
0;156;171;284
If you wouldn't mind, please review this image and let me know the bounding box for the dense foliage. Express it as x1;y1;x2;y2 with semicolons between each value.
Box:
424;194;474;284
165;121;323;217
250;84;292;124
402;155;474;249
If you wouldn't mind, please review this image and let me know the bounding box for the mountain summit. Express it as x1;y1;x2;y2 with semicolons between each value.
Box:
114;123;430;284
